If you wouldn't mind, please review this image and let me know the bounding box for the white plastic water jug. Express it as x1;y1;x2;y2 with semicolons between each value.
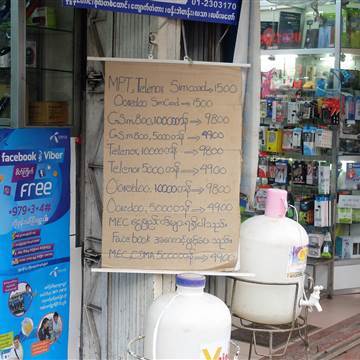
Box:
232;189;309;325
144;273;231;360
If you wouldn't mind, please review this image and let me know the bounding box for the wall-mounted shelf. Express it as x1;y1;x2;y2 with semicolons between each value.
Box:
261;48;336;56
308;258;334;266
0;118;11;126
335;258;360;266
342;48;360;56
27;25;73;34
263;152;333;162
339;155;360;161
27;67;74;74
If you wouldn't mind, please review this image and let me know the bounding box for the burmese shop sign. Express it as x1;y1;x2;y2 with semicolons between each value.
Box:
63;0;241;25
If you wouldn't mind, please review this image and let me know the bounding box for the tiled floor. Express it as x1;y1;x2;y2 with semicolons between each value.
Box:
233;294;360;360
308;294;360;329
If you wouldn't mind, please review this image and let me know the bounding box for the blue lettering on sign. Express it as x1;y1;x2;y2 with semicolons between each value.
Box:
15;179;53;201
63;0;241;25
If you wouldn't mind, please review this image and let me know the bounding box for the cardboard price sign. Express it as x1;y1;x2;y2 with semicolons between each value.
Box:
102;60;243;270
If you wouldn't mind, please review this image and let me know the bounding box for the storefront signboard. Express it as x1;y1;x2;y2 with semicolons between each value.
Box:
63;0;241;25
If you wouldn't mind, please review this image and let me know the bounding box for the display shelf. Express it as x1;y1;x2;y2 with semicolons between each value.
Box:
336;221;360;222
91;267;255;277
27;67;73;74
261;48;336;56
342;48;360;56
338;154;360;161
303;224;332;230
0;22;10;32
334;287;360;295
0;68;10;82
262;152;332;162
27;25;73;34
271;89;316;94
25;123;72;128
335;258;360;266
259;88;316;95
243;210;264;217
0;118;10;126
339;150;360;156
307;257;334;266
290;184;317;189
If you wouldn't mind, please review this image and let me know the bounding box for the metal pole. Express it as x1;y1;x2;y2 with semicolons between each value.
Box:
10;1;26;127
334;0;342;79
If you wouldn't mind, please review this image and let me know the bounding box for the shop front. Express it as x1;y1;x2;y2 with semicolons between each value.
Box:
1;1;360;359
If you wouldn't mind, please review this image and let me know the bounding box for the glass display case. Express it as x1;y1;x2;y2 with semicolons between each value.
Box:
1;1;81;129
257;0;360;294
26;0;75;126
257;0;345;297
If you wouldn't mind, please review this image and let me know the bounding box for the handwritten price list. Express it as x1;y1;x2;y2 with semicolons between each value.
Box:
102;61;243;270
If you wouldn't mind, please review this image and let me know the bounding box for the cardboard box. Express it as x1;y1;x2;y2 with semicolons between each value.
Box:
318;164;331;195
338;195;360;209
308;234;324;258
303;126;318;156
266;129;283;153
282;129;293;151
318;14;335;48
278;11;301;49
275;160;288;184
315;128;332;149
272;100;288;123
287;102;300;124
306;161;318;186
314;195;331;227
261;21;278;49
336;236;360;259
28;7;56;28
29;101;68;125
353;209;360;223
337;208;353;224
335;236;352;259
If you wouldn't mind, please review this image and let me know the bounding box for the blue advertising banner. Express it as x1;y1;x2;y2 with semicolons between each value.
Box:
0;129;70;360
63;0;241;25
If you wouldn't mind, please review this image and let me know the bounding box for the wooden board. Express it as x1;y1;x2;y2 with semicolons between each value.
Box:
102;60;243;270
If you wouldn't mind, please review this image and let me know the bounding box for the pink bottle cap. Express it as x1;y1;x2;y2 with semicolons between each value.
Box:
265;189;288;218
